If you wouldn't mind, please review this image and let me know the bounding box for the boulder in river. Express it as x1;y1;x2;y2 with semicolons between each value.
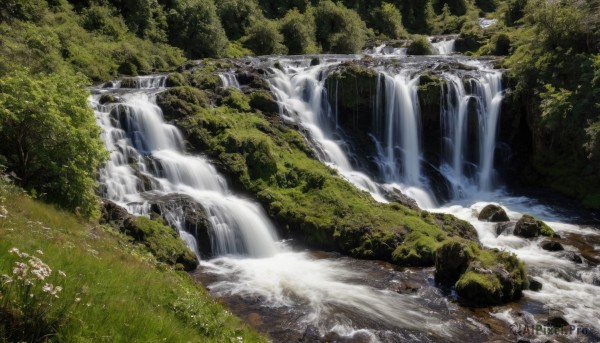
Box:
514;214;557;238
540;240;564;251
527;277;543;291
478;204;509;222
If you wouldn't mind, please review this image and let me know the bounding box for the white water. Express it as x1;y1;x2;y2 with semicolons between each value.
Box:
432;39;456;55
434;192;600;336
440;67;504;196
363;44;408;57
219;72;241;89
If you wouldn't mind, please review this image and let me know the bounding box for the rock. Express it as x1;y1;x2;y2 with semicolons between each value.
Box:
155;86;210;121
249;91;279;114
99;94;122;105
546;316;569;328
310;57;320;66
560;251;583;264
496;222;514;236
435;239;473;286
514;214;557;238
301;325;320;342
100;200;130;225
528;277;543;291
383;187;419;211
103;81;115;88
478;204;509;222
165;72;187;87
540;240;564;251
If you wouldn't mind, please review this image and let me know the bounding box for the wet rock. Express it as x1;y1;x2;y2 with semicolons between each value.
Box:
156;86;210;121
99;94;122;104
103;81;115;88
435;239;472;286
560;251;583;264
546;316;569;328
495;222;514;236
100;200;130;225
540;240;564;252
249;91;279;114
528;277;543;291
120;78;139;88
301;325;320;342
478;204;509;222
383;187;419;210
310;57;320;66
514;214;557;238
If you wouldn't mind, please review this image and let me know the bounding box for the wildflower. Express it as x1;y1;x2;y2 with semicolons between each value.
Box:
75;298;81;303
0;274;13;284
29;256;51;280
42;283;54;293
36;250;44;255
13;262;28;279
58;270;66;277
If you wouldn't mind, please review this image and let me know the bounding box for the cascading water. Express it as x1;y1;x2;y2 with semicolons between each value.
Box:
431;39;456;55
268;60;388;202
92;75;479;342
363;44;408;57
440;67;504;196
219;72;241;89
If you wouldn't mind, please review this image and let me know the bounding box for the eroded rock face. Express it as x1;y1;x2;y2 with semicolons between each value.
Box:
478;204;509;222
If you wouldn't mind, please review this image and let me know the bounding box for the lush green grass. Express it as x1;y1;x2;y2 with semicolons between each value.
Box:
0;182;267;342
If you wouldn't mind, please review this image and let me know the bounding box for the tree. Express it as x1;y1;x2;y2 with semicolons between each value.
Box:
216;0;263;40
242;17;287;55
372;2;408;39
314;0;368;54
279;8;319;54
0;69;107;217
167;0;228;58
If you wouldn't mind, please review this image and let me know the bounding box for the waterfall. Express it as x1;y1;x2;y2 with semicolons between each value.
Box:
363;44;407;57
268;62;387;202
440;68;504;197
374;72;422;185
219;72;241;89
92;76;278;258
432;39;456;55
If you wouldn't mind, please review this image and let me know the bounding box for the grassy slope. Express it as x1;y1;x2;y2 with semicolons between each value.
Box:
0;182;266;342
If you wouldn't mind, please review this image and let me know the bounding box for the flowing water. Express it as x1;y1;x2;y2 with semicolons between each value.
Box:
92;53;600;342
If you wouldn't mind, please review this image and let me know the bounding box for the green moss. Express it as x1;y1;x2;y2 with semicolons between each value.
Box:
249;91;279;114
166;72;188;87
123;216;198;271
188;66;222;91
156;86;210;121
407;36;433;55
221;88;251;112
456;271;503;305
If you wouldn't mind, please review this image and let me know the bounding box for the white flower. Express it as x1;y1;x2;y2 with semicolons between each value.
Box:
36;250;44;255
29;256;51;280
12;262;28;279
75;297;81;303
42;283;54;293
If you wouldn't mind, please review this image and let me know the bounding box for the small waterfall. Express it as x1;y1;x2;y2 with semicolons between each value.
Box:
432;39;456;55
219;72;241;89
440;68;504;197
92;86;279;258
374;72;422;185
268;62;387;202
363;44;407;57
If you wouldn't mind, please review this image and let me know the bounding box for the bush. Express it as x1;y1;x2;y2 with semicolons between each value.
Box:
216;0;263;40
314;1;368;54
372;3;408;40
0;69;107;217
167;0;229;58
242;18;287;55
81;5;128;40
407;36;433;55
279;8;319;54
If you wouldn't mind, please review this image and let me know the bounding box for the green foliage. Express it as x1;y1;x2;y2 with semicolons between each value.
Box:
81;5;128;40
0;183;266;342
216;0;263;40
221;89;251;112
242;17;287;55
407;36;433;55
279;8;320;54
434;0;468;16
167;0;229;58
157;86;210;121
314;1;368;54
0;69;107;217
503;0;527;26
372;3;408;39
0;0;47;22
475;0;497;13
225;41;254;58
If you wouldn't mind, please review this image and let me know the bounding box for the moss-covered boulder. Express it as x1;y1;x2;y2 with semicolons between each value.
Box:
188;68;222;91
436;238;527;306
165;72;188;87
514;214;557;238
220;88;250;112
249;91;279;114
406;36;433;55
122;216;198;271
478;204;509;222
156;86;210;121
99;94;122;105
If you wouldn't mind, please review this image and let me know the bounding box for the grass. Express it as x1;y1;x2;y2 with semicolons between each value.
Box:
0;182;267;342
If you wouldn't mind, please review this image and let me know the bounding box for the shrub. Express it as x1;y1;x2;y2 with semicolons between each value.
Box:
242;17;287;55
0;69;107;217
216;0;263;40
279;8;319;54
371;3;408;40
314;1;368;54
407;36;433;55
81;5;128;40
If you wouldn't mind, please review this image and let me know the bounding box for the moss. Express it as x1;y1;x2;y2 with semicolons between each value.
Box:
122;216;198;271
249;91;279;114
514;214;558;238
406;36;433;55
165;72;188;87
220;88;251;112
156;86;210;121
456;271;503;305
188;66;222;91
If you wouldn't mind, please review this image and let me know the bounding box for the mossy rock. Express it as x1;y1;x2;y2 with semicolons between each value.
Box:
478;204;509;222
188;68;222;91
220;88;251;112
455;270;503;305
165;72;188;87
435;238;473;285
514;214;557;238
99;94;122;105
156;86;210;121
249;91;279;114
406;36;433;55
122;216;198;271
